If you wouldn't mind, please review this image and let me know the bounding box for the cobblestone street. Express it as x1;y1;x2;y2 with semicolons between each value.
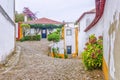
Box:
0;39;104;80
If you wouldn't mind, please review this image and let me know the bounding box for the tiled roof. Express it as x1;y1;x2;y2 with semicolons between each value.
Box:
25;17;63;24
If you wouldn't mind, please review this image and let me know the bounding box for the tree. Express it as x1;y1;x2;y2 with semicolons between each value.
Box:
15;12;24;22
15;11;32;22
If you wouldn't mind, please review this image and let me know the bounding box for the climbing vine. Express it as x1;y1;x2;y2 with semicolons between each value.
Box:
30;24;63;29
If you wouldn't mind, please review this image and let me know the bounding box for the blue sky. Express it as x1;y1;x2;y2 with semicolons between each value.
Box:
15;0;95;22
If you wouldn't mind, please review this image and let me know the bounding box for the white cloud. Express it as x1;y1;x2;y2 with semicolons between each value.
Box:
15;0;95;22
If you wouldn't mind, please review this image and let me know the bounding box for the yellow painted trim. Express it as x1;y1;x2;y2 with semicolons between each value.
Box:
51;53;64;58
103;57;109;80
75;27;78;55
20;26;23;39
50;52;54;57
72;53;77;58
64;26;66;53
58;54;64;58
61;27;64;39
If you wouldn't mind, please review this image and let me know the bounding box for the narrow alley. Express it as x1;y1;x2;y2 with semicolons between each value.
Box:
0;40;104;80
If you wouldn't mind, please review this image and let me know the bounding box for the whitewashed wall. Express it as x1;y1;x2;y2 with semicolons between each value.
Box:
0;0;15;64
86;17;104;37
28;28;57;36
50;40;64;54
64;23;76;54
0;0;15;20
78;13;95;55
16;23;18;38
85;0;120;79
30;28;35;35
103;0;120;79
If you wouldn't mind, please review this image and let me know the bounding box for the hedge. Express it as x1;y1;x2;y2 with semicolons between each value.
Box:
20;35;41;42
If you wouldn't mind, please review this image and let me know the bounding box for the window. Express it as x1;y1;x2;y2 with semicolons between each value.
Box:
66;29;72;36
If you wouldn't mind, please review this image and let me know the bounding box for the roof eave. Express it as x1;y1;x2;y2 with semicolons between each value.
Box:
84;0;106;32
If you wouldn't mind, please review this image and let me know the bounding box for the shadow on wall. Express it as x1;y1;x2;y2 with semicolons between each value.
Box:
108;12;120;79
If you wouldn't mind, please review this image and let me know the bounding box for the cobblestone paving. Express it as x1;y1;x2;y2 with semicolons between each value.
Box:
0;39;104;80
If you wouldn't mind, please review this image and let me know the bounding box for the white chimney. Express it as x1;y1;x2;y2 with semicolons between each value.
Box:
24;15;27;22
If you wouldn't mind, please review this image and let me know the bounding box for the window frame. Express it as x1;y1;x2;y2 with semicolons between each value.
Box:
66;29;72;36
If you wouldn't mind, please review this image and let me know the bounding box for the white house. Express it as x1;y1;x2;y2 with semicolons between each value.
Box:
16;17;63;40
64;23;78;57
76;9;96;56
25;17;63;38
0;0;15;64
49;22;78;58
83;0;120;80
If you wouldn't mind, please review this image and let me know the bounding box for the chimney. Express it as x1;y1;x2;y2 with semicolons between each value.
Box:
24;15;27;22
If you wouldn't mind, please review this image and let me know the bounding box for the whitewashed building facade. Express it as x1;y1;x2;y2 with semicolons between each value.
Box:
64;23;77;57
0;0;15;64
83;0;120;80
50;22;78;58
76;10;96;56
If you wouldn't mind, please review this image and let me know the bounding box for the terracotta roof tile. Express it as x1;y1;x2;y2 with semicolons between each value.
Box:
25;17;62;24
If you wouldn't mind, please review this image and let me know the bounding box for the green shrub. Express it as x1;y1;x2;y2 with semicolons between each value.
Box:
47;34;53;41
64;49;68;59
47;32;60;42
52;47;63;58
20;35;41;42
64;54;68;59
36;35;41;40
82;34;103;70
59;56;62;58
54;54;59;58
20;37;25;42
24;36;31;40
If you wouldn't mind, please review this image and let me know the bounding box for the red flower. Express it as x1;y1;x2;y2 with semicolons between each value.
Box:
91;53;96;59
97;50;101;54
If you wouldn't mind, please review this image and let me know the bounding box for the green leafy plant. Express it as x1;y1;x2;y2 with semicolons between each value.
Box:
15;13;24;22
15;12;32;22
47;30;61;42
52;48;59;58
30;24;63;29
64;49;68;59
20;35;41;42
64;54;68;59
82;34;103;70
21;24;30;37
